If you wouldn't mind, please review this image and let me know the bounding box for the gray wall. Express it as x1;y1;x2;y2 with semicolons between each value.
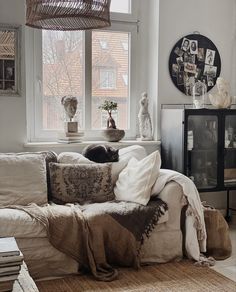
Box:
158;0;236;138
0;0;26;152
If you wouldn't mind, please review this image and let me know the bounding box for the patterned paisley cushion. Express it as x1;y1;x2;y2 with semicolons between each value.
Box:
49;162;114;204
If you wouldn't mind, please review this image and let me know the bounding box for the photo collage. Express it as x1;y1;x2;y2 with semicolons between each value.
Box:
169;34;221;96
0;59;15;91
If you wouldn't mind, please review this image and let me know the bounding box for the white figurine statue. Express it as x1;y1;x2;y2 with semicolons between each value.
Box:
61;95;78;121
209;77;232;109
138;92;153;140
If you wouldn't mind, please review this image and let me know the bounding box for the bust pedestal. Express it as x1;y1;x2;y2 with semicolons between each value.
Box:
64;121;78;133
58;121;84;143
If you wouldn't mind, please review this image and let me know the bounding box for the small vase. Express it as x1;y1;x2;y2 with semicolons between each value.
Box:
192;80;207;109
102;129;125;142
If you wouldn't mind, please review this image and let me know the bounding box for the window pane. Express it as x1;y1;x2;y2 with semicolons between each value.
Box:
100;68;116;89
110;0;131;14
92;31;130;130
42;30;84;130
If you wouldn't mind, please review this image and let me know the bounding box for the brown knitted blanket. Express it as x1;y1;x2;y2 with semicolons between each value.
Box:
3;198;167;281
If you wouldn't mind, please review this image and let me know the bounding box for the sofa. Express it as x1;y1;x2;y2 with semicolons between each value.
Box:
0;145;188;279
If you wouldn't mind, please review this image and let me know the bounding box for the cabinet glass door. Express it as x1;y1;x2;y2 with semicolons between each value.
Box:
187;115;218;189
224;115;236;187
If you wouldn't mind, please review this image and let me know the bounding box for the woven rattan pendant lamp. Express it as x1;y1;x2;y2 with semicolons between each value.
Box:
26;0;111;31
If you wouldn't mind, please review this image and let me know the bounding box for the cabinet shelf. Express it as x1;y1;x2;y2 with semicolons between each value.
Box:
190;166;214;170
188;149;217;153
225;180;236;184
225;147;236;151
198;185;217;189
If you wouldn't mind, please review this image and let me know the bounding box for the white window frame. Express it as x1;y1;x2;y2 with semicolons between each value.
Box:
121;41;129;51
110;0;139;22
99;67;116;89
26;0;139;142
99;40;108;50
122;73;128;86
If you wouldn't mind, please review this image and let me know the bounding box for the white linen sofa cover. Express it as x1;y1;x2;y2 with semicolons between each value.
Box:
0;146;185;279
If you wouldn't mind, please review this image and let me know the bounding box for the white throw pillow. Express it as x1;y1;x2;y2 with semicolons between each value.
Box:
118;145;147;161
58;145;147;184
0;154;47;206
114;150;161;205
111;145;147;182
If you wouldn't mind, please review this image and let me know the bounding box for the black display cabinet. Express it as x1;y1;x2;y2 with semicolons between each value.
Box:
161;106;236;220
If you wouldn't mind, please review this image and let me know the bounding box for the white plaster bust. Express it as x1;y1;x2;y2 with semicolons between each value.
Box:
61;96;78;121
209;77;232;109
138;92;153;140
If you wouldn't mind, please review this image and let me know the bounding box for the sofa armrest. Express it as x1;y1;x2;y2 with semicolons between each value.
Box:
157;181;186;230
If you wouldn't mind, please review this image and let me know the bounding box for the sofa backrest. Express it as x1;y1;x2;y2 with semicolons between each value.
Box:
40;151;58;200
0;151;57;202
0;146;146;204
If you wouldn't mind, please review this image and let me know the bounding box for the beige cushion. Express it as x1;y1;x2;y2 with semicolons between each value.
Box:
49;162;114;204
0;153;47;206
114;151;161;205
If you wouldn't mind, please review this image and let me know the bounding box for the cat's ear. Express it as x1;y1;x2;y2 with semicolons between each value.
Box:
61;96;66;105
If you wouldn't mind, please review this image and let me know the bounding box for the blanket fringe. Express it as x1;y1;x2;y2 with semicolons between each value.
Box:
186;205;206;242
138;201;168;255
194;254;216;267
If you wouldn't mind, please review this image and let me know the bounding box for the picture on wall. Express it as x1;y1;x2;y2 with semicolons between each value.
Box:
168;33;221;96
0;59;15;90
0;25;21;96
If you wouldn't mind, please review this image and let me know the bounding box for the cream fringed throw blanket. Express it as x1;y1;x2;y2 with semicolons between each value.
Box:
151;169;207;262
4;199;167;281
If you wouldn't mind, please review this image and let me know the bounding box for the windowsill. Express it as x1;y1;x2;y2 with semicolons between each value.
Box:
24;140;161;148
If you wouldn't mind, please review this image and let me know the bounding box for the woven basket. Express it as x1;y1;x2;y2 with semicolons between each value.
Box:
26;0;111;31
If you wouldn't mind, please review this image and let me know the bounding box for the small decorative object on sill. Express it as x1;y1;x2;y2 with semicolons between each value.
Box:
192;80;207;109
137;92;153;141
58;95;84;143
25;0;111;31
99;100;125;142
209;77;232;109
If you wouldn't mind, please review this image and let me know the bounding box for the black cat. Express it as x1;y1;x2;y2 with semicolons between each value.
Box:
82;144;119;163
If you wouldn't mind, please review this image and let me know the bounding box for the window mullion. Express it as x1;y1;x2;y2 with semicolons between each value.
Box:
84;30;92;131
34;30;44;139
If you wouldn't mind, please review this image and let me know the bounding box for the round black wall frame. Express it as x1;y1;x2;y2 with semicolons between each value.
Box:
168;33;221;96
